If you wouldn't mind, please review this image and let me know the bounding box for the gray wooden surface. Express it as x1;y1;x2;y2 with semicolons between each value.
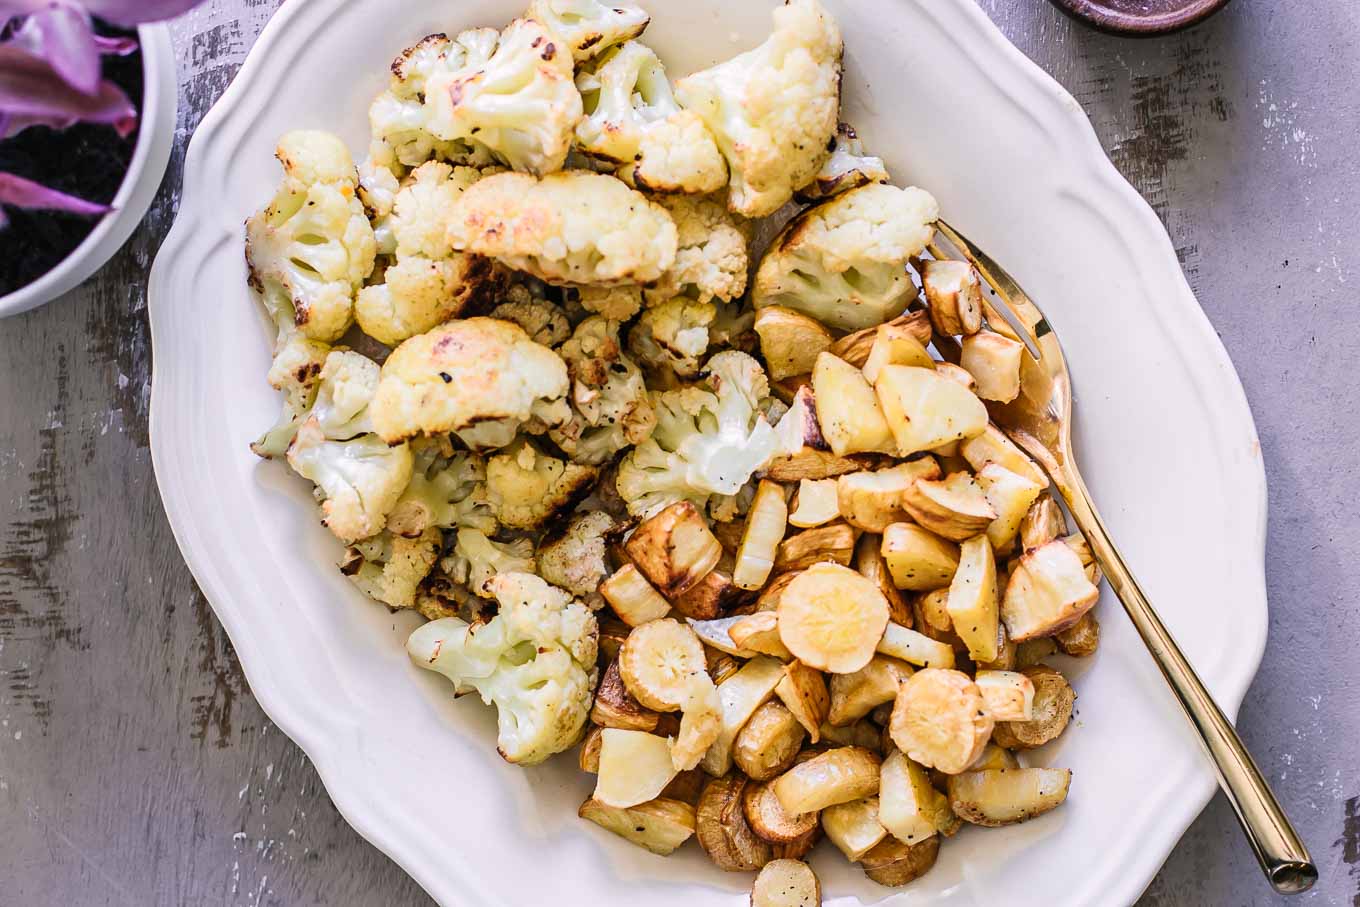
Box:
1;1;1356;904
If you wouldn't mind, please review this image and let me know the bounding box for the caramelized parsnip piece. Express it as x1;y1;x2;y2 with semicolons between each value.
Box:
756;306;836;381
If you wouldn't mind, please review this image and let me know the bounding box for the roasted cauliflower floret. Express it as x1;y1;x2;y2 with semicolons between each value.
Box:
628;296;716;379
254;348;376;458
485;438;600;529
797;122;889;201
246;131;377;343
368;30;500;173
356;162;503;346
444;528;536;595
550;317;656;464
447;170;677;286
406;571;599;764
286;418;414;544
576;285;643;321
341;528;443;610
537;510;614;604
387;442;497;538
752;182;940;332
646;194;752;305
615;351;780;517
370;318;570;444
575;42;726;195
526;0;650;61
674;0;842;217
488;284;572;347
425;18;583;176
251;331;331;459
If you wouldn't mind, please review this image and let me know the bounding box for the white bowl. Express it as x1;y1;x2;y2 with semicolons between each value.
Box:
0;23;178;319
147;2;1269;905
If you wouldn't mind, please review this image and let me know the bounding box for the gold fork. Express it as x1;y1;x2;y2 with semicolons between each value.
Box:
928;220;1317;895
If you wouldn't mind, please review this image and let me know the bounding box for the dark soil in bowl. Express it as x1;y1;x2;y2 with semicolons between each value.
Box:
0;21;143;297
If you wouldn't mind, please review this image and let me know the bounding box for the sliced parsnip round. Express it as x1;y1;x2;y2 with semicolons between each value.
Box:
751;859;821;907
778;563;891;673
620;618;709;712
771;825;822;861
593;729;680;809
771;745;882;815
1055;610;1100;657
992;664;1074;749
742;779;820;843
858;833;940;887
889;668;994;775
696;774;772;872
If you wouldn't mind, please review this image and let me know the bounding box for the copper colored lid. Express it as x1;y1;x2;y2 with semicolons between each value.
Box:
1047;0;1233;36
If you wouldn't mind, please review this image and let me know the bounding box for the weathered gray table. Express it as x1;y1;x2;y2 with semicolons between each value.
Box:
1;1;1355;904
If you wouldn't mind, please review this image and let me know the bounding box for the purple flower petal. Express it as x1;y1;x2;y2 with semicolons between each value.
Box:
0;45;137;136
0;170;112;220
81;0;208;26
14;5;102;95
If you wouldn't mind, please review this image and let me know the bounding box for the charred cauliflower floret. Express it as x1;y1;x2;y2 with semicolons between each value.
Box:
488;284;573;347
537;510;614;604
367;30;500;174
356;162;503;346
752;182;939;332
246;131;377;343
370;318;570;444
447;170;678;286
576;285;643;321
251;331;331;459
286;419;414;544
526;0;650;62
645;194;753;305
485;438;600;529
575;42;726;195
550;316;656;464
406;571;598;764
387;442;497;538
628;296;716;380
443;528;536;595
615;351;780;517
254;348;377;458
425;18;582;176
797;122;889;201
341;528;443;610
674;0;842;217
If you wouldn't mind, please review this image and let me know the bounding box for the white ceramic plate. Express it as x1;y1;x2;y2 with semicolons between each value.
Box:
148;1;1268;904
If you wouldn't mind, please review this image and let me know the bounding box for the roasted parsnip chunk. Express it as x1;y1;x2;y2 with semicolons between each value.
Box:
592;660;661;732
901;472;997;542
774;522;857;572
875;365;989;457
1001;539;1099;641
756;570;802;613
976;463;1044;552
823;797;888;861
702;656;786;776
877;621;956;669
601;564;672;628
970;742;1020;772
751;859;821;907
837;458;939;532
620;618;710;711
772;746;882;815
881;523;960;591
735;700;808;781
922;259;984;336
673;679;723;771
579;797;697;855
818;719;884;751
597;616;631;665
579;725;605;773
932;361;977;392
789;478;840;528
670;568;740;621
862;324;934;384
973;670;1035;722
830;310;933;368
729;612;794;660
914;588;966;654
977;628;1017;672
813;353;896;456
626;501;722;598
708;652;742;685
697;775;773;872
889;668;993;774
946;535;1000;663
992;664;1074;749
594;729;679;808
1020;492;1068;550
1055;610;1100;657
960;330;1024;403
756;306;836;381
829;655;913;726
854;533;912;627
1014;637;1059;669
775;660;831;742
959;423;1046;487
879;749;954;844
735;480;789;590
778;563;891;673
947;767;1071;826
858;834;940;887
766;448;874;483
743;779;820;843
690;615;761;657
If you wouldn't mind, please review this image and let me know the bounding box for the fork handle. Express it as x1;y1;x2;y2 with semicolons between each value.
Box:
1055;469;1317;895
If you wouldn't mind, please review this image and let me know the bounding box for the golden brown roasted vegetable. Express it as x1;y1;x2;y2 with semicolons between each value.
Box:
813;352;896;457
788;478;840;528
1001;539;1099;641
696;775;772;871
973;670;1035;722
734;700;808;781
878;748;955;844
828;655;913;726
755;306;836;381
858;833;940;886
579;797;697;855
922;259;984;336
946;535;1000;663
579;725;605;773
702;655;786;775
756;570;802;613
822;796;888;861
862;323;934;384
1019;492;1068;550
592;660;661;732
619;618;710;712
670;569;740;621
735;480;789;590
854;532;913;627
777;562;891;674
600;564;672;628
729;612;794;660
881;523;960;591
959;423;1045;487
626;501;722;598
874;365;989;457
750;859;821;907
1055;610;1100;657
836;460;937;533
593;728;679;808
774;522;857;572
775;660;831;742
830;311;933;368
742;779;820;843
992;664;1074;749
771;746;882;815
901;472;996;542
889;668;993;775
947;767;1071;827
960;329;1025;402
